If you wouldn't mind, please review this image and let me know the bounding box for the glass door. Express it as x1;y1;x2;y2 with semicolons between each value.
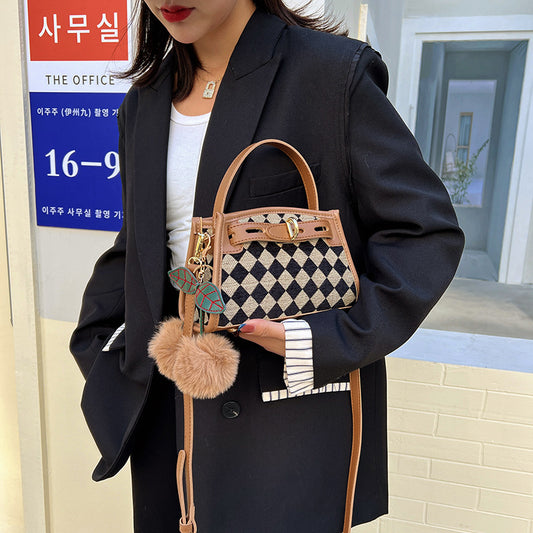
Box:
414;40;527;280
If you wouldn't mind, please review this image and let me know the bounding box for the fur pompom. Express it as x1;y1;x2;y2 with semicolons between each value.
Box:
147;317;184;380
174;333;240;399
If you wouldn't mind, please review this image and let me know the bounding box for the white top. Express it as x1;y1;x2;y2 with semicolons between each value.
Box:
166;104;211;270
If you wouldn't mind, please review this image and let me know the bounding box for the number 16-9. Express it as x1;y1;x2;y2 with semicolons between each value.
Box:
45;149;119;179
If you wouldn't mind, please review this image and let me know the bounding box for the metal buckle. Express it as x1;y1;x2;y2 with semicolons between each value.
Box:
285;217;299;241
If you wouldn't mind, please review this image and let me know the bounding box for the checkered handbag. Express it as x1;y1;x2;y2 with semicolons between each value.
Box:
176;139;359;333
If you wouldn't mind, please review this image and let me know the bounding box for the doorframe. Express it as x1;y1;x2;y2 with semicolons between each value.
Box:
395;15;533;284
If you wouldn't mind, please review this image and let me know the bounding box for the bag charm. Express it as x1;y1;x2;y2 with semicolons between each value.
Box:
169;267;225;332
169;229;225;334
148;228;239;400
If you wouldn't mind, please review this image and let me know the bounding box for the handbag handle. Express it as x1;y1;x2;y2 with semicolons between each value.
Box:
213;139;319;217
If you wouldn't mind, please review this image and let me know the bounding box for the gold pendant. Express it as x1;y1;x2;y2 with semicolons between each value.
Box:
203;81;217;99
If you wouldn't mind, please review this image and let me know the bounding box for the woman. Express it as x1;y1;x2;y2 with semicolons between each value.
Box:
70;1;464;532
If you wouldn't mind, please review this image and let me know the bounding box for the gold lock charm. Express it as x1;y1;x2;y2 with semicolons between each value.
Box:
203;81;217;99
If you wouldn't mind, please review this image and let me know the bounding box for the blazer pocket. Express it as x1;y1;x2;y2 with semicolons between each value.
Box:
248;163;320;198
81;338;146;479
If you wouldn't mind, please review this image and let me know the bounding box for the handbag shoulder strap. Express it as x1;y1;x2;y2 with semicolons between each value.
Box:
343;369;362;533
177;294;198;533
212;139;319;217
177;305;362;533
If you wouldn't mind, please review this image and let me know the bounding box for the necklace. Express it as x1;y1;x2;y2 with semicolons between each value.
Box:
197;70;222;99
202;79;220;99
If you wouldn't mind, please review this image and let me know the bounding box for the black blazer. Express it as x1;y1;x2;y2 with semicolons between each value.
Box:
71;10;464;532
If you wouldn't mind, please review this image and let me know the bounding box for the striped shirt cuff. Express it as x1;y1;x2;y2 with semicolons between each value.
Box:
282;319;315;397
262;381;351;402
102;323;125;351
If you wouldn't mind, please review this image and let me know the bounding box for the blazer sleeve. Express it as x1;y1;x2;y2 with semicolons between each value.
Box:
69;106;128;379
305;47;465;389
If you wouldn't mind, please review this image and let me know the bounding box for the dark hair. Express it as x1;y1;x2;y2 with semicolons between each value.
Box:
119;0;346;101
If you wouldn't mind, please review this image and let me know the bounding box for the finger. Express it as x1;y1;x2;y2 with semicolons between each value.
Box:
239;319;283;339
237;319;285;356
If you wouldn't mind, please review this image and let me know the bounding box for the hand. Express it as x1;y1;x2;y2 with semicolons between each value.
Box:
237;319;285;357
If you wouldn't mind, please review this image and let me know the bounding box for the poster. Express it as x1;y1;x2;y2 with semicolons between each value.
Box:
25;0;131;231
30;92;125;231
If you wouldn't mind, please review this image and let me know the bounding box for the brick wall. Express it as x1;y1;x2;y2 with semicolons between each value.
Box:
354;358;533;533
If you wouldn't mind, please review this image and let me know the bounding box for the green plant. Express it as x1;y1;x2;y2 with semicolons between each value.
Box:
443;138;489;205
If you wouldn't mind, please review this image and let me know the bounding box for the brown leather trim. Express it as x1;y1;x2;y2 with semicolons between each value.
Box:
220;205;328;223
213;139;319;215
177;294;198;533
343;370;362;533
218;207;346;254
329;210;360;300
228;219;334;245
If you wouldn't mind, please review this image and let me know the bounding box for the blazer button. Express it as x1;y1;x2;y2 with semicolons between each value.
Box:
221;401;241;419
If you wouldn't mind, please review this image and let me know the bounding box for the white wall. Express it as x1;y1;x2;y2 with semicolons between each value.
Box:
364;0;405;103
36;227;115;321
0;147;24;533
286;0;326;15
524;214;533;283
326;0;361;39
1;0;48;529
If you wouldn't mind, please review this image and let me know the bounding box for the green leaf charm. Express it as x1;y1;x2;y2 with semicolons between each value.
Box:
195;282;226;314
168;266;225;330
168;266;198;295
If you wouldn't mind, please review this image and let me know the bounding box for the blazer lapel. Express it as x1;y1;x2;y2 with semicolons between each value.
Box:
133;56;174;323
193;11;285;217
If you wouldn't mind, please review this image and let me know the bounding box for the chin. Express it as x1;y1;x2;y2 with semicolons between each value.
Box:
157;18;208;45
167;30;204;45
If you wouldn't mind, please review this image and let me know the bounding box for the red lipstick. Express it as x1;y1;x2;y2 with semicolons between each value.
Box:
161;5;194;22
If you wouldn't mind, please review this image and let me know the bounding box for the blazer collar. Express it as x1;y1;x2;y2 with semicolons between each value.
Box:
134;10;286;323
193;10;285;216
228;9;286;79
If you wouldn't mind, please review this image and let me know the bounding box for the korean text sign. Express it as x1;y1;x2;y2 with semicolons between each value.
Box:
27;0;128;61
26;0;130;232
31;92;125;231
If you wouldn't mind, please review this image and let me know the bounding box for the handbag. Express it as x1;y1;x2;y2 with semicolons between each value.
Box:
149;139;362;533
175;139;360;333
